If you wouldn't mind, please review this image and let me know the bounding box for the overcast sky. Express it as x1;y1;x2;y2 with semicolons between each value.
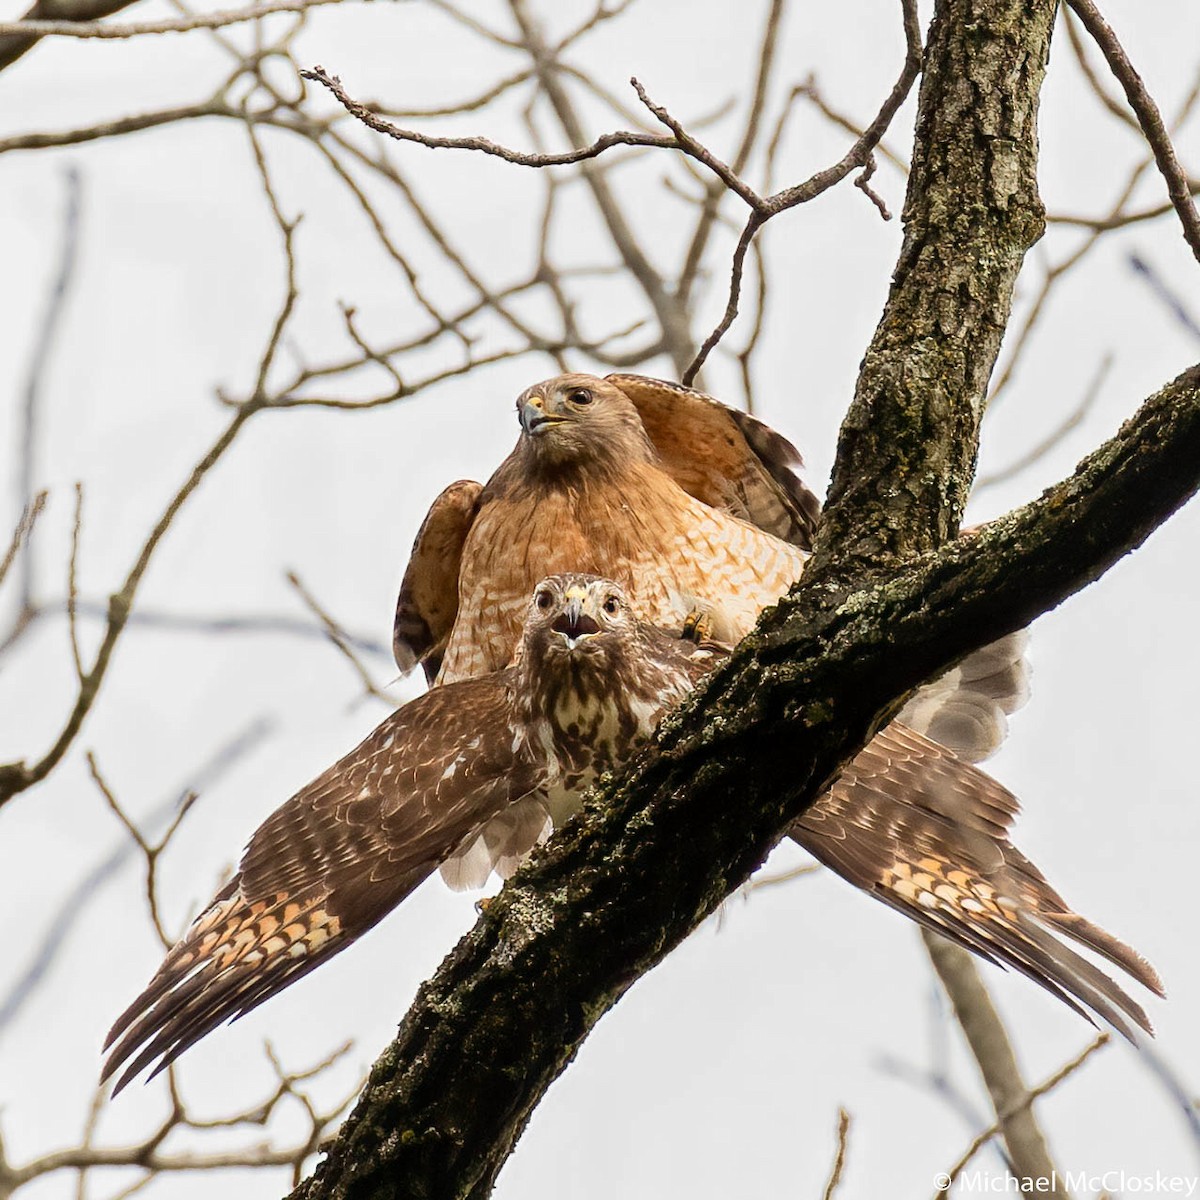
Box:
2;2;1199;1197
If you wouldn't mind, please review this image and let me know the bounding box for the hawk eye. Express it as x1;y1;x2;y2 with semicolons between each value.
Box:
567;388;593;406
535;589;554;610
603;595;620;616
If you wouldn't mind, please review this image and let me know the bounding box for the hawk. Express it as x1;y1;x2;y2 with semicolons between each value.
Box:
391;373;1160;1029
102;576;721;1094
104;576;1158;1094
395;373;1025;761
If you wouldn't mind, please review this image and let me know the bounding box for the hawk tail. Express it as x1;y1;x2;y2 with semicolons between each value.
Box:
102;882;344;1093
836;838;1163;1040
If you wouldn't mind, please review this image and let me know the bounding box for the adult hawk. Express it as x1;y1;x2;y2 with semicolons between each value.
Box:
391;373;1160;1030
104;576;1158;1094
396;373;1024;761
103;577;721;1093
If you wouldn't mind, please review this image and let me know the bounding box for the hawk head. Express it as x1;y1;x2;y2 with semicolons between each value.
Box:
514;374;656;474
521;574;636;664
516;574;704;769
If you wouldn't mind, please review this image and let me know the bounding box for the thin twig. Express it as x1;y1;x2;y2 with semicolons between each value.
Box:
924;932;1067;1195
66;483;84;682
1061;5;1139;133
683;0;922;383
822;1109;851;1200
0;493;46;594
678;0;786;308
88;752;195;947
285;571;391;704
302;67;679;168
0;720;273;1034
17;168;81;612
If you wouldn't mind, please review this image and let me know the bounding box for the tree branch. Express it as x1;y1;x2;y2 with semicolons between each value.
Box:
0;0;342;43
0;0;137;73
1065;0;1200;263
292;355;1200;1200
923;932;1066;1195
809;0;1053;579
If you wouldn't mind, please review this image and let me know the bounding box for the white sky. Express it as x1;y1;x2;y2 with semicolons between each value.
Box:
1;1;1199;1197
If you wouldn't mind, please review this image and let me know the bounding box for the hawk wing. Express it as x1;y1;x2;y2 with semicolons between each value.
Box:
606;374;1028;759
605;374;821;550
794;723;1163;1037
103;672;543;1092
393;479;483;682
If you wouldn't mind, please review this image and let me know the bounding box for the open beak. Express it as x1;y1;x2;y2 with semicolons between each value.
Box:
551;594;601;648
519;396;563;435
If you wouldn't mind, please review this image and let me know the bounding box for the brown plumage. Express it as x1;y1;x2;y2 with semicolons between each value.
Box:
799;723;1161;1038
394;373;1025;757
391;372;1162;1036
103;576;717;1093
394;373;820;685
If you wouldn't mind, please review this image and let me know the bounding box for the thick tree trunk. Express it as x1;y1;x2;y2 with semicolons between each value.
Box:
291;2;1200;1197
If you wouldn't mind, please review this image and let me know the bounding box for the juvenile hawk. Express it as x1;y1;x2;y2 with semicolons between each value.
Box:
103;576;720;1093
105;576;1158;1094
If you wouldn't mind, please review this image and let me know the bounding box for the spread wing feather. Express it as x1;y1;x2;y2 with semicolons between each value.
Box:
605;374;821;551
393;479;483;682
604;373;1030;759
103;673;544;1092
794;723;1163;1038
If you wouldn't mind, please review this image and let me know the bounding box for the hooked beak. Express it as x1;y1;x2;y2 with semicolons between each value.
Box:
519;396;564;436
551;594;601;648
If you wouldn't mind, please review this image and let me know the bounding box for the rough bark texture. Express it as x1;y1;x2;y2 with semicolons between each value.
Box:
812;0;1052;581
287;2;1200;1197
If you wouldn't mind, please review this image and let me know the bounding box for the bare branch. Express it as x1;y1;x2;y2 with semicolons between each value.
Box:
15;167;81;613
822;1109;851;1200
0;98;248;155
285;570;392;704
0;399;262;811
366;67;534;120
301;66;679;168
0;0;344;40
677;0;786;307
0;493;46;595
683;0;921;383
629;77;762;207
1061;5;1140;133
0;720;273;1035
0;0;135;72
66;483;84;683
88;751;195;948
770;76;910;187
1047;186;1200;231
923;932;1065;1194
1066;0;1200;263
935;1034;1109;1196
